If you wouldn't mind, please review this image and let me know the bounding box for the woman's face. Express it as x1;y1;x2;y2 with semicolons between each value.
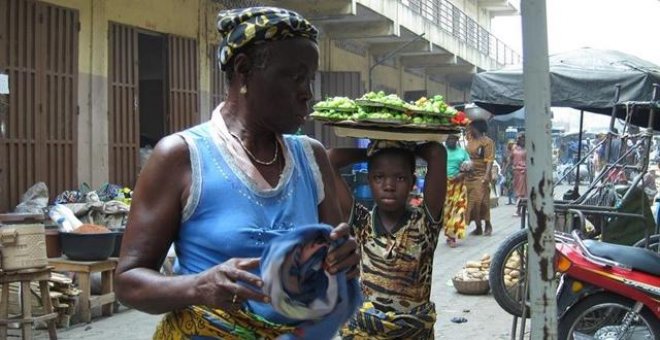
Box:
368;153;415;213
245;38;319;134
446;136;458;148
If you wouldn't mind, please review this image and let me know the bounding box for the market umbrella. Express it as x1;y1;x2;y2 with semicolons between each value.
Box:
470;47;660;129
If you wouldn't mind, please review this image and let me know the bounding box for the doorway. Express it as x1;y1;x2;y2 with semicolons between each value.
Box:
138;33;166;149
109;23;200;187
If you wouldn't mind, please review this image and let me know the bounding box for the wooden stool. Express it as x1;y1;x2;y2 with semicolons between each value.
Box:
0;267;58;340
48;258;117;323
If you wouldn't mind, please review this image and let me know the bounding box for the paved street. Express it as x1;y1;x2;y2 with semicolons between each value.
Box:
33;197;532;340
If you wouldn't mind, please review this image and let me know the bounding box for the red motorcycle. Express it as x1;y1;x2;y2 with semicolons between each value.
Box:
555;226;660;339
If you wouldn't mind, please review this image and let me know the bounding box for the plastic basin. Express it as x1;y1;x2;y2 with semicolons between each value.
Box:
59;232;118;261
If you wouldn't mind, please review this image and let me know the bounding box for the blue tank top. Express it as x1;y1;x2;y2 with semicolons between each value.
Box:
174;122;323;324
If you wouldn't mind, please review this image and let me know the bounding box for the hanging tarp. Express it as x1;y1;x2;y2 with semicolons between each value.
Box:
471;48;660;126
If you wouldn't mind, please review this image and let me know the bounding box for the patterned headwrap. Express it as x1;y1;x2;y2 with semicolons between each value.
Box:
217;7;319;70
366;140;417;157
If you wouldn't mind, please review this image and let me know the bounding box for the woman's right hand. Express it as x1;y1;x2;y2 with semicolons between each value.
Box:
194;258;270;310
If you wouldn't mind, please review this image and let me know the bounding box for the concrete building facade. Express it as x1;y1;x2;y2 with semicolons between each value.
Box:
0;0;518;211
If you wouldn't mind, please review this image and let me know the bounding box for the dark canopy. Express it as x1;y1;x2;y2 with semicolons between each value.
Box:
470;47;660;129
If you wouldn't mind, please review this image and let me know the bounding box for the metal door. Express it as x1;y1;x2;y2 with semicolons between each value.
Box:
167;35;199;133
210;44;225;108
108;23;139;187
41;3;79;204
0;0;78;212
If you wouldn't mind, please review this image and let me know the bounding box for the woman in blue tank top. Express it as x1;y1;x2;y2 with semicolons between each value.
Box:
115;7;360;339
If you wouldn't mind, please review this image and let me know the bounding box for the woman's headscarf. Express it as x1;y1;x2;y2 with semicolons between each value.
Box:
217;7;318;70
366;140;416;157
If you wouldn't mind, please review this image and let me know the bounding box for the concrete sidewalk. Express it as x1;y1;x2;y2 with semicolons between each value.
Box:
32;197;530;340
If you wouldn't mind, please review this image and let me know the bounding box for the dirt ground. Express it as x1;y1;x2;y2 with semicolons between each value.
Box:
31;197;543;340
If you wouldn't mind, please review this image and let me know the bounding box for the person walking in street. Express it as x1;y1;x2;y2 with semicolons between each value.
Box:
503;140;515;205
114;8;360;339
328;140;447;339
465;119;495;236
510;133;527;217
443;134;470;247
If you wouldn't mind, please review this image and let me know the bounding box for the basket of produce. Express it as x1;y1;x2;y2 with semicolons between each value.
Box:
452;254;491;295
504;250;523;289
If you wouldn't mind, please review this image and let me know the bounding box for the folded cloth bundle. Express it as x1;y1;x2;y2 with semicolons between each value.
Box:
260;224;362;339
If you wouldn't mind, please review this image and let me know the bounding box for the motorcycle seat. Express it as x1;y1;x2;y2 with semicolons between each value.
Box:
583;240;660;276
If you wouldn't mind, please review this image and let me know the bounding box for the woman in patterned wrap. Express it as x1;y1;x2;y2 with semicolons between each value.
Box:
443;134;470;248
114;7;360;339
464;119;495;236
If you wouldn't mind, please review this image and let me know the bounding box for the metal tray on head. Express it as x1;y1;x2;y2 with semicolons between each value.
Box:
330;121;459;142
356;118;404;126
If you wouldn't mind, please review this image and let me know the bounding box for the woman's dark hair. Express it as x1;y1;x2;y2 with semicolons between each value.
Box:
367;148;416;175
470;119;489;134
222;43;270;83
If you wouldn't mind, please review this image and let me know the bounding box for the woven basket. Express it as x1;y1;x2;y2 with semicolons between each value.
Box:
452;278;490;295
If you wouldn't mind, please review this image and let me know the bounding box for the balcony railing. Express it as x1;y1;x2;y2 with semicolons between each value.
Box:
401;0;521;66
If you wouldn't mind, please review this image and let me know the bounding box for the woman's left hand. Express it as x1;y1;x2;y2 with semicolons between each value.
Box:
326;223;360;279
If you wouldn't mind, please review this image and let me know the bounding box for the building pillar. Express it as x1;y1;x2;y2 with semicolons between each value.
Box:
88;0;109;188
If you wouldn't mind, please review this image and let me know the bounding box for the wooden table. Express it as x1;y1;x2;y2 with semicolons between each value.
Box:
48;258;118;323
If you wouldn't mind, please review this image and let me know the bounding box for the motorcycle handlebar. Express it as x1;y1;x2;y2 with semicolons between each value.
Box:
566;210;632;271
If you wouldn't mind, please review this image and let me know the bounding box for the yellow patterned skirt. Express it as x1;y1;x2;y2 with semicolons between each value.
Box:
153;305;297;340
443;177;467;240
340;301;436;340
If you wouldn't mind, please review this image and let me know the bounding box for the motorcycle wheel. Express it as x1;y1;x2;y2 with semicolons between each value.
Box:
489;229;529;318
633;234;660;253
559;293;660;340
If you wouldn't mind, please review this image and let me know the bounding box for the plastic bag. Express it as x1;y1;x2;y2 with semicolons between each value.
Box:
48;204;83;232
15;182;49;213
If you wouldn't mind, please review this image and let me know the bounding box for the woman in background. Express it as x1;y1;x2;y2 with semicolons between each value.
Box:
443;134;470;247
465;119;495;236
511;133;527;217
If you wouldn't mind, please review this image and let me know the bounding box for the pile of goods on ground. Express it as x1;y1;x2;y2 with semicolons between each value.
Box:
310;91;468;130
48;272;81;328
452;254;491;295
504;251;522;289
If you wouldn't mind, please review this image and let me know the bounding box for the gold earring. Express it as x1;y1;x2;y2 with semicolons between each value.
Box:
240;85;247;94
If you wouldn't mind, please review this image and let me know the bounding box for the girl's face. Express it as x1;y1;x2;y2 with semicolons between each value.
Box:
368;153;415;213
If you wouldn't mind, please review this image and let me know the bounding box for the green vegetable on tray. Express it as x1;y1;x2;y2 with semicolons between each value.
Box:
310;91;461;128
313;96;357;111
413;95;450;115
359;91;408;109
